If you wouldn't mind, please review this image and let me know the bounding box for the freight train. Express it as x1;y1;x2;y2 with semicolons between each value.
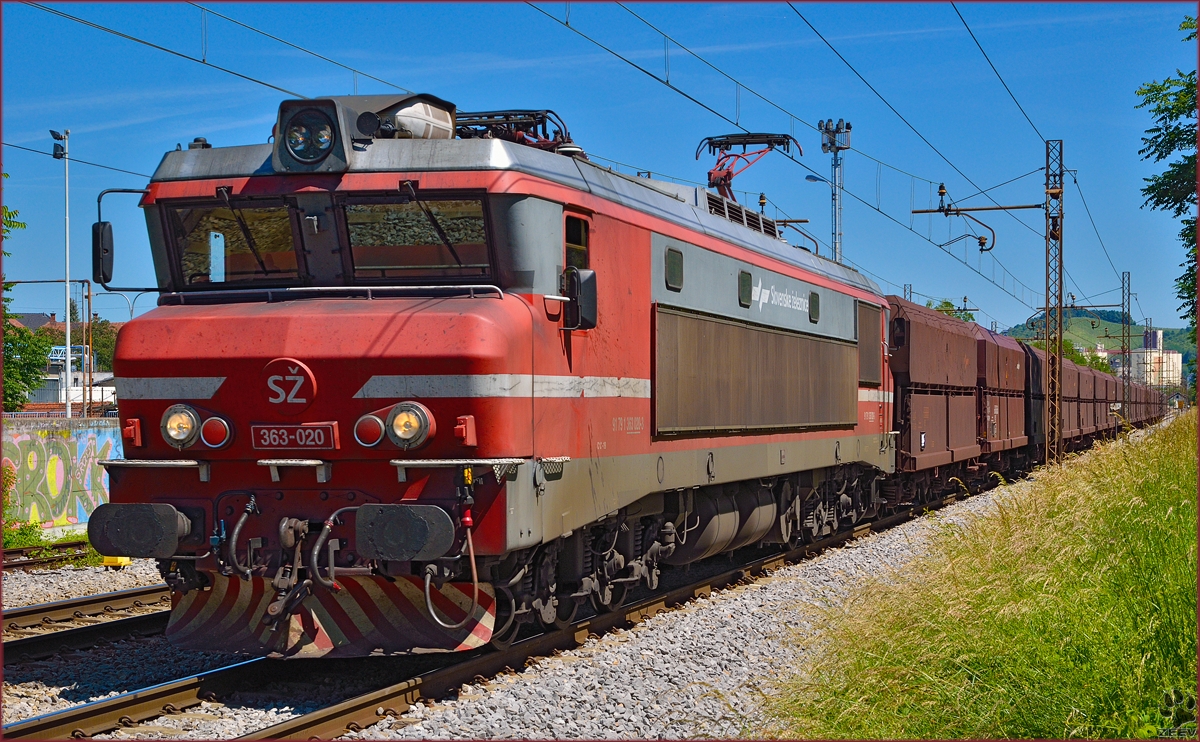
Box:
87;94;1164;657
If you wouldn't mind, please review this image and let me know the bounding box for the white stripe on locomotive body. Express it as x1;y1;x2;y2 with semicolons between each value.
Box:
116;376;226;400
858;389;894;403
353;375;652;400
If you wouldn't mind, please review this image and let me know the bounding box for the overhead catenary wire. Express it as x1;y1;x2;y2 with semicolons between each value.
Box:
24;2;307;99
953;168;1041;204
528;2;1042;310
950;2;1045;143
948;3;1124;307
1070;174;1124;283
185;3;415;95
613;2;939;186
787;3;1043;242
790;7;1124;320
3;142;152;178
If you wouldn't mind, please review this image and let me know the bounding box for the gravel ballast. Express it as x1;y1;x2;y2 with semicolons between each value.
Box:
2;559;162;609
2;635;241;725
339;484;1021;740
7;422;1164;739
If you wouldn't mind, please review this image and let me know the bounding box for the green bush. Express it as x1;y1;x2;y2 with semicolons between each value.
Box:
767;412;1198;739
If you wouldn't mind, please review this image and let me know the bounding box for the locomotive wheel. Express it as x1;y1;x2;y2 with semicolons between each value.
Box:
590;582;629;613
553;594;580;629
489;587;521;650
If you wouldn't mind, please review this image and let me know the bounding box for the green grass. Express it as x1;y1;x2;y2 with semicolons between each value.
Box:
765;412;1198;739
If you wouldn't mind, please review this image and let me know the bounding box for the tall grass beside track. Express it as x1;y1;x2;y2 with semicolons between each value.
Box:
767;411;1198;738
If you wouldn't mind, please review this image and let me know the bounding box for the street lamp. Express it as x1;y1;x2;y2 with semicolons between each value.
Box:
98;290;155;321
51;128;71;417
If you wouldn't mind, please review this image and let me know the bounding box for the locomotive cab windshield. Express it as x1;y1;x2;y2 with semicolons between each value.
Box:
160;192;493;288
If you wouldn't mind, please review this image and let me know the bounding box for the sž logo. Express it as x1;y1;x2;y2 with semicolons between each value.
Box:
750;278;810;313
261;358;317;416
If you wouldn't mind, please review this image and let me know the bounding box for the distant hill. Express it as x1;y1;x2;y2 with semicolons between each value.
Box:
1004;310;1193;364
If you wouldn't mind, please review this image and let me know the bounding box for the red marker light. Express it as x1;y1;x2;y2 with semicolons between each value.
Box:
200;417;231;448
354;414;385;447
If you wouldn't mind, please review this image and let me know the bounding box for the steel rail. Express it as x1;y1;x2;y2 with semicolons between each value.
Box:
1;658;272;739
3;584;170;628
3;541;91;571
3;584;172;666
4;612;170;666
0;497;956;740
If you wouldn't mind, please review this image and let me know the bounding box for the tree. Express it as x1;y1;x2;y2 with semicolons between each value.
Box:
1027;338;1114;374
2;173;53;411
1136;16;1197;388
926;298;976;323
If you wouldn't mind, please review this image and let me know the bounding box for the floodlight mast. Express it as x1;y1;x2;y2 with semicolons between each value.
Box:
817;119;851;264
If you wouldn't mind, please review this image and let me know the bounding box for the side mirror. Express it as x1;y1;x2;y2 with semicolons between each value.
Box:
563;267;597;331
92;221;114;285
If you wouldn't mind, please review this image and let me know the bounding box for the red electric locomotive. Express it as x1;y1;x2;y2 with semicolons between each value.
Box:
89;94;1163;658
89;95;896;657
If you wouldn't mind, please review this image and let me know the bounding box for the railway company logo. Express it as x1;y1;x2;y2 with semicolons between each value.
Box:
261;358;317;416
750;278;810;313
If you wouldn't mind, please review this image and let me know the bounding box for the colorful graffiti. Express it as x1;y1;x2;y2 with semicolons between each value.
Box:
2;420;123;530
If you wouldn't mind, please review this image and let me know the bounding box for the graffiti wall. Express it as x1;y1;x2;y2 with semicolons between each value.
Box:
2;418;123;531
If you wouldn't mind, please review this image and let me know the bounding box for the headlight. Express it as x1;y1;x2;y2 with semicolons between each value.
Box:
161;404;200;449
284;109;335;162
386;402;435;450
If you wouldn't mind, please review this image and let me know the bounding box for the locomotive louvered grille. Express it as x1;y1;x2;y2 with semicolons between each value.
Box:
654;306;857;433
705;192;779;238
706;193;727;219
727;201;747;227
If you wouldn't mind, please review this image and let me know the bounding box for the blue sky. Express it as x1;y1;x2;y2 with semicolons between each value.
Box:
2;2;1194;332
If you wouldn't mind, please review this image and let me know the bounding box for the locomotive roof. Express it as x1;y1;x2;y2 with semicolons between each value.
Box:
151;138;882;297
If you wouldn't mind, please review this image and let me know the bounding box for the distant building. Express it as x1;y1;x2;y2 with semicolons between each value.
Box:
1102;334;1183;387
11;312;57;331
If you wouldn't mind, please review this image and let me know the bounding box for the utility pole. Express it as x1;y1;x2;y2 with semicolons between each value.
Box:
903;284;912;302
51;129;71;418
1044;140;1064;463
817;119;851;264
1121;271;1131;419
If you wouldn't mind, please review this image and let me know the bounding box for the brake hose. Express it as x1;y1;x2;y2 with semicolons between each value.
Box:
424;528;480;630
309;506;360;590
228;494;258;578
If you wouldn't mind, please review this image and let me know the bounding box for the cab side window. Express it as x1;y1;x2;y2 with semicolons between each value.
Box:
566;216;589;270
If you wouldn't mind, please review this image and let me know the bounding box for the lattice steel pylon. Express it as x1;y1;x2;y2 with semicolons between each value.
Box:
1121;271;1131;420
1044;140;1065;463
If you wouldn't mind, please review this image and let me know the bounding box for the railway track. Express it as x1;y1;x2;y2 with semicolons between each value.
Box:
3;585;171;665
1;495;959;740
3;541;93;571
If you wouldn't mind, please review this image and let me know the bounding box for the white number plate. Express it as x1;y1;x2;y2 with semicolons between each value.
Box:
251;423;338;450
